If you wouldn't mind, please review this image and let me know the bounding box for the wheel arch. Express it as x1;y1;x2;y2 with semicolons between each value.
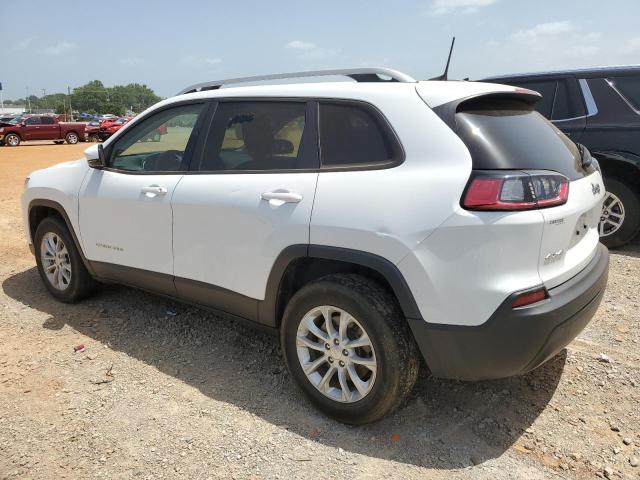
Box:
259;245;422;328
28;199;94;275
5;131;21;141
594;150;640;189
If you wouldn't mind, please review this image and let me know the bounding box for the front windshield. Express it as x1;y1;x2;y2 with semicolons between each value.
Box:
8;116;23;124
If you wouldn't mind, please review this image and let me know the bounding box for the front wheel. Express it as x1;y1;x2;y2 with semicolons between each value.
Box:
600;177;640;248
34;217;98;302
5;133;20;146
281;274;420;424
65;132;79;144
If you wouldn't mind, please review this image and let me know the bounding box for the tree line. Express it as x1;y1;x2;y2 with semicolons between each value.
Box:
3;80;162;116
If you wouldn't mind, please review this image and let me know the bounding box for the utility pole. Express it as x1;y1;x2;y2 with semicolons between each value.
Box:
67;86;73;121
42;88;47;112
26;86;31;113
0;81;4;114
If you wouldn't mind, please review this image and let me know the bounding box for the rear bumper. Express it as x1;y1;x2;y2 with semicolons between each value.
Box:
408;244;609;380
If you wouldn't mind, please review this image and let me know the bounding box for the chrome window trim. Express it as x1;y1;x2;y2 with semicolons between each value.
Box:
578;79;599;117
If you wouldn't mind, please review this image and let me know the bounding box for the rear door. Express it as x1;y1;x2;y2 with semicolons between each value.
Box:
171;100;318;317
38;116;59;139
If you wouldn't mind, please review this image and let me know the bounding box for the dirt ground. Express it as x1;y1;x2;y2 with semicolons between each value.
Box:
0;142;639;480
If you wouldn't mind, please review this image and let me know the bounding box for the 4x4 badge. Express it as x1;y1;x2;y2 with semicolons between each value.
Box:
591;183;601;195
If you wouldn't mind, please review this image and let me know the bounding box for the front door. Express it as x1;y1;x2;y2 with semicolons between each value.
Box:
171;100;318;320
78;101;207;293
21;116;42;140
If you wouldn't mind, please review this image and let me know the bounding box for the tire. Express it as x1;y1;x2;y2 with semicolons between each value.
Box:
5;133;20;147
65;132;79;144
600;177;640;248
34;216;98;302
88;134;99;143
281;274;420;424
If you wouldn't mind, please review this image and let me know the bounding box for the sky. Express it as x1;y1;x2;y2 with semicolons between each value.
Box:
1;0;639;101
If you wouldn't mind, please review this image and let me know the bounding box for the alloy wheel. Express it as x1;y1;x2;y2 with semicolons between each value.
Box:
296;305;377;403
40;232;72;290
600;192;625;237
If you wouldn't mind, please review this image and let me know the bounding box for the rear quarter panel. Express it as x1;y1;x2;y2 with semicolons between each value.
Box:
310;87;473;264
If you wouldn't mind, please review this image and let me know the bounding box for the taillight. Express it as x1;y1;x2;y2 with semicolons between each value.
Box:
463;172;568;211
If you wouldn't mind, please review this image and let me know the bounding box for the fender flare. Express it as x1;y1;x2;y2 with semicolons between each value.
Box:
258;244;422;327
27;199;95;276
592;150;640;175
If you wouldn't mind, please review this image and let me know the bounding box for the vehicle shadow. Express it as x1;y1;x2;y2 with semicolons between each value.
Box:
610;236;640;259
2;267;565;469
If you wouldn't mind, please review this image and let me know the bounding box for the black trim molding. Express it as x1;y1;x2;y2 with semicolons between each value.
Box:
82;244;421;331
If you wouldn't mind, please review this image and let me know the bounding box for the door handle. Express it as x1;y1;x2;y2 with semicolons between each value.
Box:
141;185;168;197
261;190;303;205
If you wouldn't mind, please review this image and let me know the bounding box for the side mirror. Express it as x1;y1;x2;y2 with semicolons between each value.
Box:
85;143;106;169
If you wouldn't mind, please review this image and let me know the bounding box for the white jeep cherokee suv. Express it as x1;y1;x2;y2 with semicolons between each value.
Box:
22;68;609;424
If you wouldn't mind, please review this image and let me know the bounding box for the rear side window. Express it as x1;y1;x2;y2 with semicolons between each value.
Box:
200;102;307;171
511;81;556;118
551;80;585;120
319;103;396;168
40;117;55;125
454;97;586;180
608;76;640;110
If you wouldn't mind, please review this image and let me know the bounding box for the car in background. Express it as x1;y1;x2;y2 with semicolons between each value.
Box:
85;121;101;142
98;116;132;141
0;115;20;125
483;66;640;248
0;114;87;146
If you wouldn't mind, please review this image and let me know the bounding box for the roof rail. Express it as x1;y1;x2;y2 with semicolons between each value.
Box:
177;67;416;95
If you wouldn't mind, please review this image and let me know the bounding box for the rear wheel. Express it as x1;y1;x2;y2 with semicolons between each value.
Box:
281;274;420;424
600;177;640;248
5;133;20;147
65;132;79;144
34;217;98;302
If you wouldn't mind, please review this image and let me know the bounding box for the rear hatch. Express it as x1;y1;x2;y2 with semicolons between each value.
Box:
421;85;605;289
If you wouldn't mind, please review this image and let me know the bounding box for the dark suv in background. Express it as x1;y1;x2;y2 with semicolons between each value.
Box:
484;66;640;248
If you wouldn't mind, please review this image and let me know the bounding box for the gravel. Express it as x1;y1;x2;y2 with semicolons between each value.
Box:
1;145;639;479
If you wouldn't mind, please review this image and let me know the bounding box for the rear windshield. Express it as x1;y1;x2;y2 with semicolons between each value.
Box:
455;98;585;180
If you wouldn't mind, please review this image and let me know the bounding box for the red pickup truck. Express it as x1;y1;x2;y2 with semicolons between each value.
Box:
0;115;87;147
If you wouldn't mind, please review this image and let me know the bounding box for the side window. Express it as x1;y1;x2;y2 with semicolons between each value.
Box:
512;81;556;118
552;79;585;120
40;117;55;125
319;103;396;167
608;76;640;110
109;103;204;172
25;117;41;125
200;102;307;171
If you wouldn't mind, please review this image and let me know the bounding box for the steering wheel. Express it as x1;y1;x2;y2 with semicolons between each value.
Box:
142;150;182;171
